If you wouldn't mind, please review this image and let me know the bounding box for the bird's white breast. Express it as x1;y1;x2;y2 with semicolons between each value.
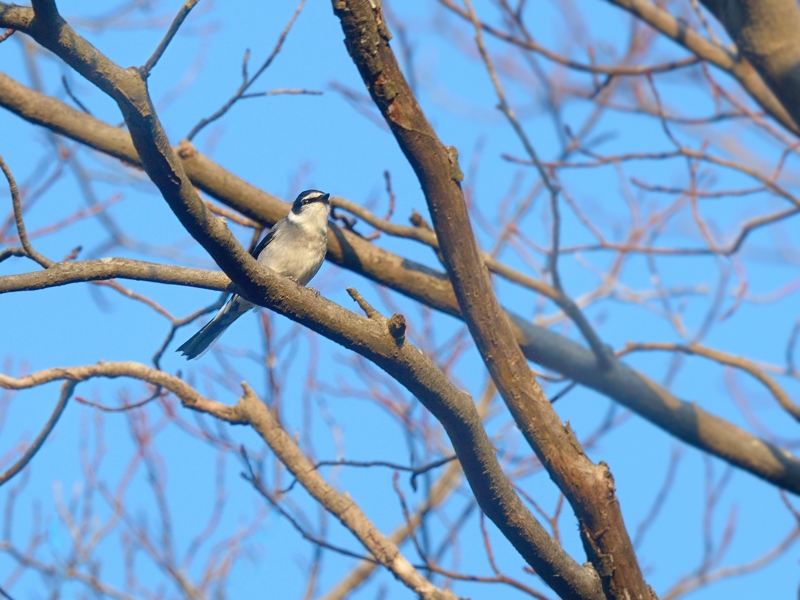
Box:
260;204;329;285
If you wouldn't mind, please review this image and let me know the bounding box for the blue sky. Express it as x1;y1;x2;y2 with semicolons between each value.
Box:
1;0;799;598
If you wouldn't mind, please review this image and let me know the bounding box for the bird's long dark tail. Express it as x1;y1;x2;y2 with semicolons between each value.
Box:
177;297;252;359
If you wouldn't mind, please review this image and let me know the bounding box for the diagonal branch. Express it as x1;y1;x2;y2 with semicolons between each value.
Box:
459;0;612;370
331;1;649;598
0;154;53;268
440;0;799;134
320;459;464;600
0;361;453;598
0;380;74;486
697;0;800;133
185;0;306;141
141;0;200;78
622;342;800;422
606;0;799;134
235;393;457;600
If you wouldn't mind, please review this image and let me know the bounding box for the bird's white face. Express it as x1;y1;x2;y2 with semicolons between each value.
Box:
293;199;330;227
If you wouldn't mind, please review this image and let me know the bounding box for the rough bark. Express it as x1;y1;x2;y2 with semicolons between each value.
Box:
699;0;800;131
331;2;652;598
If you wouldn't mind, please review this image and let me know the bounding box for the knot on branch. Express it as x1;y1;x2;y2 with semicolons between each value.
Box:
409;209;433;231
446;145;464;182
370;0;392;42
177;139;198;160
388;313;406;345
599;460;617;495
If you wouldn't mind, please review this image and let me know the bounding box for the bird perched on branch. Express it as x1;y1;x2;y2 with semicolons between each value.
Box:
177;189;331;359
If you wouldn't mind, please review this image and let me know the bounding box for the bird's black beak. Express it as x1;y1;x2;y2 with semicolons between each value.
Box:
321;193;331;203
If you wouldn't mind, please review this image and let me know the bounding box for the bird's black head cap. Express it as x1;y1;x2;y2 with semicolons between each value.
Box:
291;190;330;214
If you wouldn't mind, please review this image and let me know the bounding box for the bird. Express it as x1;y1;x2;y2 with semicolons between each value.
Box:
177;189;331;359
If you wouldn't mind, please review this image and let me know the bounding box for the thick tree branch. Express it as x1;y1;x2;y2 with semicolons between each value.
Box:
622;343;800;422
1;73;799;497
698;0;800;132
331;1;649;598
0;261;600;599
606;0;800;134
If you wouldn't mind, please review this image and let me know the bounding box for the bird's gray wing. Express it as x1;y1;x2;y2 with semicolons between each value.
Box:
251;225;278;258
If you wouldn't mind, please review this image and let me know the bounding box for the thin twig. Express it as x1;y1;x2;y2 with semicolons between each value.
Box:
633;447;683;549
239;88;322;99
61;75;92;115
0;247;27;263
0;381;75;487
240;449;381;565
461;0;612;369
153;294;227;368
0;154;53;268
621;342;800;422
280;455;457;494
141;0;201;78
440;0;700;76
186;0;306;140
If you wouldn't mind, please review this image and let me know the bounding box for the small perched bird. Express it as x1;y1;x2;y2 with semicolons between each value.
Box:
177;189;331;359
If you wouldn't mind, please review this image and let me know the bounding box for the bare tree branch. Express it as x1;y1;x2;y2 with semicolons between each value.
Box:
0;1;262;299
320;459;464;600
459;0;612;370
1;72;799;497
331;1;648;598
0;381;74;487
606;0;800;134
1;1;799;596
698;0;800;131
185;0;307;141
0;154;53;268
235;397;458;600
622;343;800;422
141;0;200;79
